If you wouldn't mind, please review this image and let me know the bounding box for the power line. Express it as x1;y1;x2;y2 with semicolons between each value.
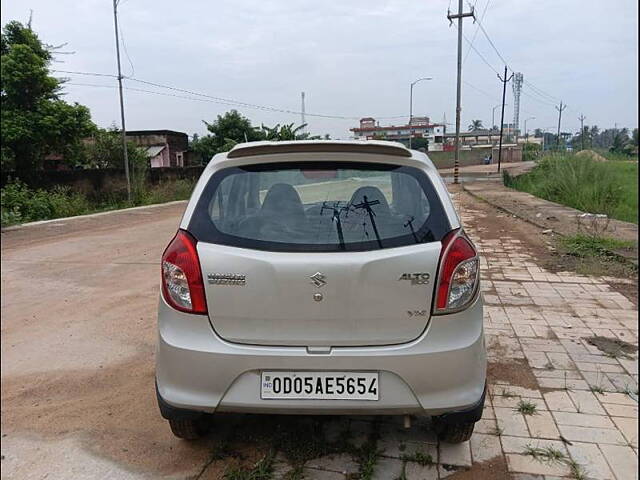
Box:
53;69;117;78
524;80;560;103
452;23;501;75
463;80;499;101
521;89;556;108
118;16;135;77
55;70;359;119
474;16;511;68
61;75;409;121
463;0;491;65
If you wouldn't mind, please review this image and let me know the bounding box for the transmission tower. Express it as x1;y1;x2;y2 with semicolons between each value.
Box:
512;72;523;138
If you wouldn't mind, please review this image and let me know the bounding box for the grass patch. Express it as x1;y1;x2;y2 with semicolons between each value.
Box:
558;234;634;258
524;444;589;479
523;445;566;463
551;234;638;279
224;452;275;480
1;178;196;226
516;400;538;415
503;153;638;224
401;451;434;466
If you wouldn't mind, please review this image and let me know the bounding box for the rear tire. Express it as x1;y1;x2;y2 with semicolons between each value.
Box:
168;417;209;440
433;419;475;443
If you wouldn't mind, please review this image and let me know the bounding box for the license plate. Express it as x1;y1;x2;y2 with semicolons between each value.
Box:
261;371;379;400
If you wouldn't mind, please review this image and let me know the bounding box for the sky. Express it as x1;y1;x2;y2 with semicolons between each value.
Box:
1;0;638;139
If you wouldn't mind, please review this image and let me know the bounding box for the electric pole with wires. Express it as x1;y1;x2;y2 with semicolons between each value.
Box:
447;0;475;184
112;0;131;202
556;101;566;149
578;114;586;151
497;66;513;173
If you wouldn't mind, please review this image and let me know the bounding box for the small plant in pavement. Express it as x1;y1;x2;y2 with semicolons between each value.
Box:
567;458;588;480
523;445;566;464
401;451;434;466
224;452;275;480
516;400;538;415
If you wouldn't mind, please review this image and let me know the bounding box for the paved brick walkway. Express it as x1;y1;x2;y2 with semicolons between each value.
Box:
258;191;639;480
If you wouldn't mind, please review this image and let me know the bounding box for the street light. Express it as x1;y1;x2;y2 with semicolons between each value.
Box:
492;103;508;131
523;117;535;143
409;77;432;149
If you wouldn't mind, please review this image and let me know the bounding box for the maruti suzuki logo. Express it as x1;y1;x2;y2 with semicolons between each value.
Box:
310;272;327;288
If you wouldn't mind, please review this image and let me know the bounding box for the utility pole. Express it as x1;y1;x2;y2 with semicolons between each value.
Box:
497;66;514;173
578;114;586;151
112;0;131;202
447;0;475;183
555;101;566;149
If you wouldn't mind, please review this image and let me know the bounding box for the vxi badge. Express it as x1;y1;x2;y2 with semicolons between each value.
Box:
398;273;431;285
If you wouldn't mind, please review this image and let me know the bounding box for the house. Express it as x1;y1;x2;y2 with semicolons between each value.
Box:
350;117;446;151
443;129;503;149
125;130;191;168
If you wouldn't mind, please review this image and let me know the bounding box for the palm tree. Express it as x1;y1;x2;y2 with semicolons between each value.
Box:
261;123;308;141
468;120;484;131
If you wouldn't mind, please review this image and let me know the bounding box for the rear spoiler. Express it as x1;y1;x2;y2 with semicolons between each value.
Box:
227;142;412;159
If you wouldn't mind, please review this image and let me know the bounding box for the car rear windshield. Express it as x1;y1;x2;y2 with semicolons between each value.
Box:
189;161;451;252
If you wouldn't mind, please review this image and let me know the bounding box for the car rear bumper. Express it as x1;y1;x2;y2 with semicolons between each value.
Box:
155;293;486;417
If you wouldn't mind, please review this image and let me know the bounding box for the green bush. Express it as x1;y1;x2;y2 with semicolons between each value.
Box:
141;179;195;205
503;153;637;223
522;142;542;161
1;180;91;225
1;177;197;227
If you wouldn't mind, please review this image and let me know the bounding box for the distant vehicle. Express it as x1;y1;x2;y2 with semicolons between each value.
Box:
156;140;486;443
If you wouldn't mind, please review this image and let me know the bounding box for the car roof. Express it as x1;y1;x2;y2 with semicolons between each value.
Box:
226;140;412;158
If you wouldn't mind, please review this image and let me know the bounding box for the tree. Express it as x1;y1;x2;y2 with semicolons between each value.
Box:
468;119;484;131
204;110;264;146
610;129;630;154
190;133;219;165
533;128;543;138
632;128;639;147
82;127;147;169
1;20;95;174
571;125;591;151
261;122;307;140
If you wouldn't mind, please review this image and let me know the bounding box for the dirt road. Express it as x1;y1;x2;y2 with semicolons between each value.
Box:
1;187;637;479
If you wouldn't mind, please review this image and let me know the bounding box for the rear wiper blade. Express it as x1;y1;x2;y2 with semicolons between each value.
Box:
404;216;418;242
321;201;346;250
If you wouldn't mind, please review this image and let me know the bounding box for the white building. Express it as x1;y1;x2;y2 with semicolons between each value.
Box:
350;117;446;151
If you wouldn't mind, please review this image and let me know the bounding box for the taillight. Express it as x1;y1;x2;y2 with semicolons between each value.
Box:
161;230;207;314
433;229;479;314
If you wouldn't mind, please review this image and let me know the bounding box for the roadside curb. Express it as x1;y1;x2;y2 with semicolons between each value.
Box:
1;200;188;232
461;182;638;267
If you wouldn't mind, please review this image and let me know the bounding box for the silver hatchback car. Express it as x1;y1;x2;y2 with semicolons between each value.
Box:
156;140;486;443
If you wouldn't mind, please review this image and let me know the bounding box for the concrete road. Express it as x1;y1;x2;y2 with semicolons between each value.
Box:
1;202;215;479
